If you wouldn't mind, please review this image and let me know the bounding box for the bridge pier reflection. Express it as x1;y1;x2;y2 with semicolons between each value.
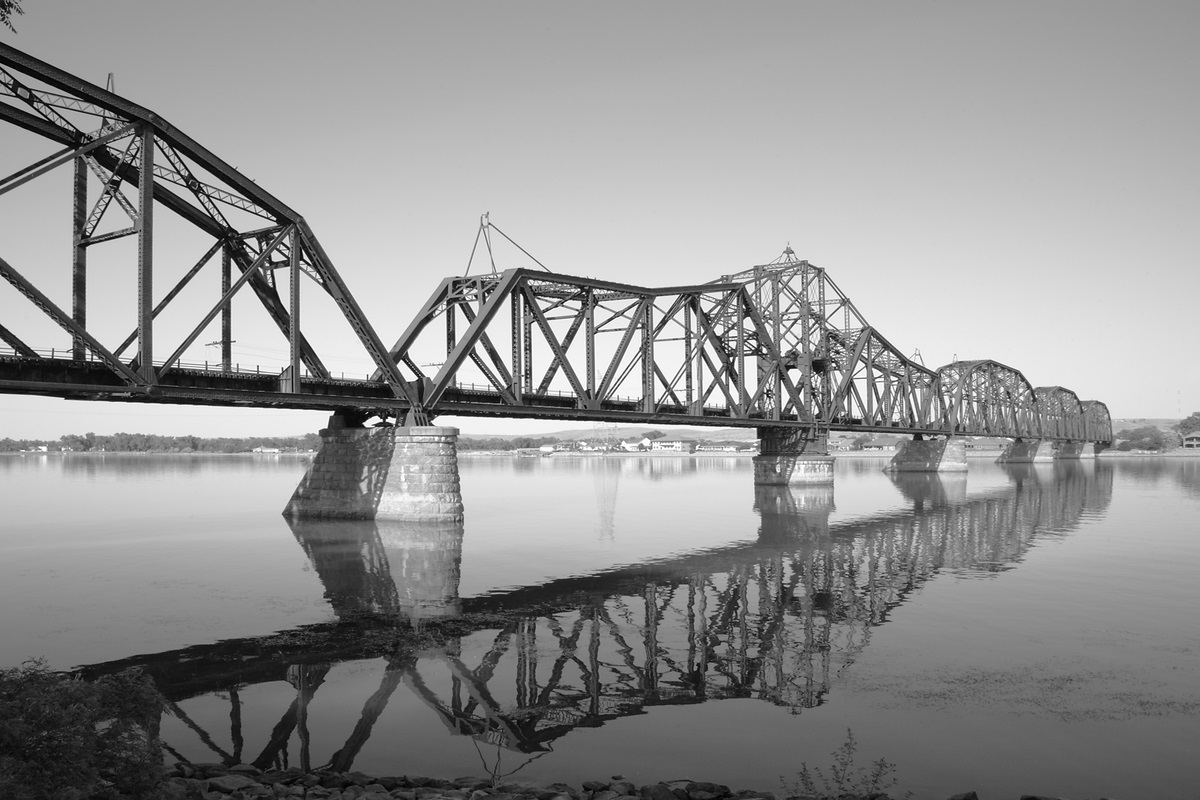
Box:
288;517;464;624
754;485;835;541
78;461;1114;773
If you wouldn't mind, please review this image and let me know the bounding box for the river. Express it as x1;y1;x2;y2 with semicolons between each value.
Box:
1;452;1197;798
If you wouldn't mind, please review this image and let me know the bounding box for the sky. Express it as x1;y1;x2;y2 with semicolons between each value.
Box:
1;1;1197;439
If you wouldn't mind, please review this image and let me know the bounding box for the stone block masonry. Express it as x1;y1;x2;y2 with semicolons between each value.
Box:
753;426;834;485
1055;440;1096;459
997;438;1055;463
885;436;968;473
284;420;463;522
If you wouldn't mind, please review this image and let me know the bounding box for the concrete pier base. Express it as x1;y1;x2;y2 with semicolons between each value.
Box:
284;415;463;522
884;436;968;473
1055;441;1096;459
753;427;834;485
997;438;1055;464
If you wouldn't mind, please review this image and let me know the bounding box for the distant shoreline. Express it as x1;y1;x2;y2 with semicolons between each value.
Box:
8;448;1199;459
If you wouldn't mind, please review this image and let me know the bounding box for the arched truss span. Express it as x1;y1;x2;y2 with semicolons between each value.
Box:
1035;386;1086;441
1081;401;1113;444
935;360;1041;438
377;255;947;431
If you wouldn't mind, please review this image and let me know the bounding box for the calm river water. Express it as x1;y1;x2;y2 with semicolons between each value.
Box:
2;453;1198;798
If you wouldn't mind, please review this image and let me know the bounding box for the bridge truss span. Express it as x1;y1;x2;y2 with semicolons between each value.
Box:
937;360;1042;439
376;256;1110;443
0;42;416;411
0;43;1110;444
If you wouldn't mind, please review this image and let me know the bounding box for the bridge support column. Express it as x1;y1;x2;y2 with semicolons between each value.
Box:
1054;441;1095;459
884;435;968;473
284;413;463;522
753;427;834;485
997;438;1055;464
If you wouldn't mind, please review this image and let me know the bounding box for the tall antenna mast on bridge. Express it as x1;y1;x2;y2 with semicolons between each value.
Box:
769;243;800;265
464;213;552;276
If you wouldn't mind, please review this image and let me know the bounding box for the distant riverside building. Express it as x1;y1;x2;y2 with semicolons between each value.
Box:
863;436;904;451
966;437;1008;450
1184;432;1200;449
695;444;738;452
651;440;694;453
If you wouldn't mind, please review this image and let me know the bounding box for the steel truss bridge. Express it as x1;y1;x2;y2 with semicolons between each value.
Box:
78;463;1111;769
0;44;1111;443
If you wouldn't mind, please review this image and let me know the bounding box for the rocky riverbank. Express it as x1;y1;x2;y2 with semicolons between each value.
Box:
143;762;1109;800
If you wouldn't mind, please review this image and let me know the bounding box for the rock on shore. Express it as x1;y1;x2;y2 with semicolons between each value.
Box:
142;762;1116;800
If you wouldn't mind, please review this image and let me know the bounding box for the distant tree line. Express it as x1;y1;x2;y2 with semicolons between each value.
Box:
0;432;321;453
3;430;757;454
1173;412;1200;437
1113;426;1176;452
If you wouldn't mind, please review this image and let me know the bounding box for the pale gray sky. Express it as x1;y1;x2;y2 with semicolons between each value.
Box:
2;1;1197;439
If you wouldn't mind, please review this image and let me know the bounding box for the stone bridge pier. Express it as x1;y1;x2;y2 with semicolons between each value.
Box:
885;435;968;473
284;412;463;522
1054;441;1097;459
753;427;834;485
997;438;1056;464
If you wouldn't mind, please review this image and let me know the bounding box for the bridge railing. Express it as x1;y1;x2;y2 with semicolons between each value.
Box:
0;346;383;382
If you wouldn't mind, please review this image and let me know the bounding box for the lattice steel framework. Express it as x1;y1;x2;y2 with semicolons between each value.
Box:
0;43;416;406
379;254;1111;442
1;44;1111;443
936;360;1041;438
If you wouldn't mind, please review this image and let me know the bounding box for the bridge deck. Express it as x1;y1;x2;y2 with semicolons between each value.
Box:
0;352;1005;434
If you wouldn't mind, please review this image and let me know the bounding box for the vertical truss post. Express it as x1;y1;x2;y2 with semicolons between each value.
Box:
445;297;455;380
641;301;654;413
220;244;232;371
736;295;746;412
286;226;301;393
510;291;522;402
585;289;596;404
693;298;704;413
771;274;782;419
522;299;533;396
71;155;87;360
136;124;154;383
684;301;694;410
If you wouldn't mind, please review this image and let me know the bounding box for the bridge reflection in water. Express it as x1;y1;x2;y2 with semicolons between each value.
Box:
79;461;1111;774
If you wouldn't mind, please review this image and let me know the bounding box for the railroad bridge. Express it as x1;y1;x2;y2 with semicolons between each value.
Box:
0;43;1112;519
